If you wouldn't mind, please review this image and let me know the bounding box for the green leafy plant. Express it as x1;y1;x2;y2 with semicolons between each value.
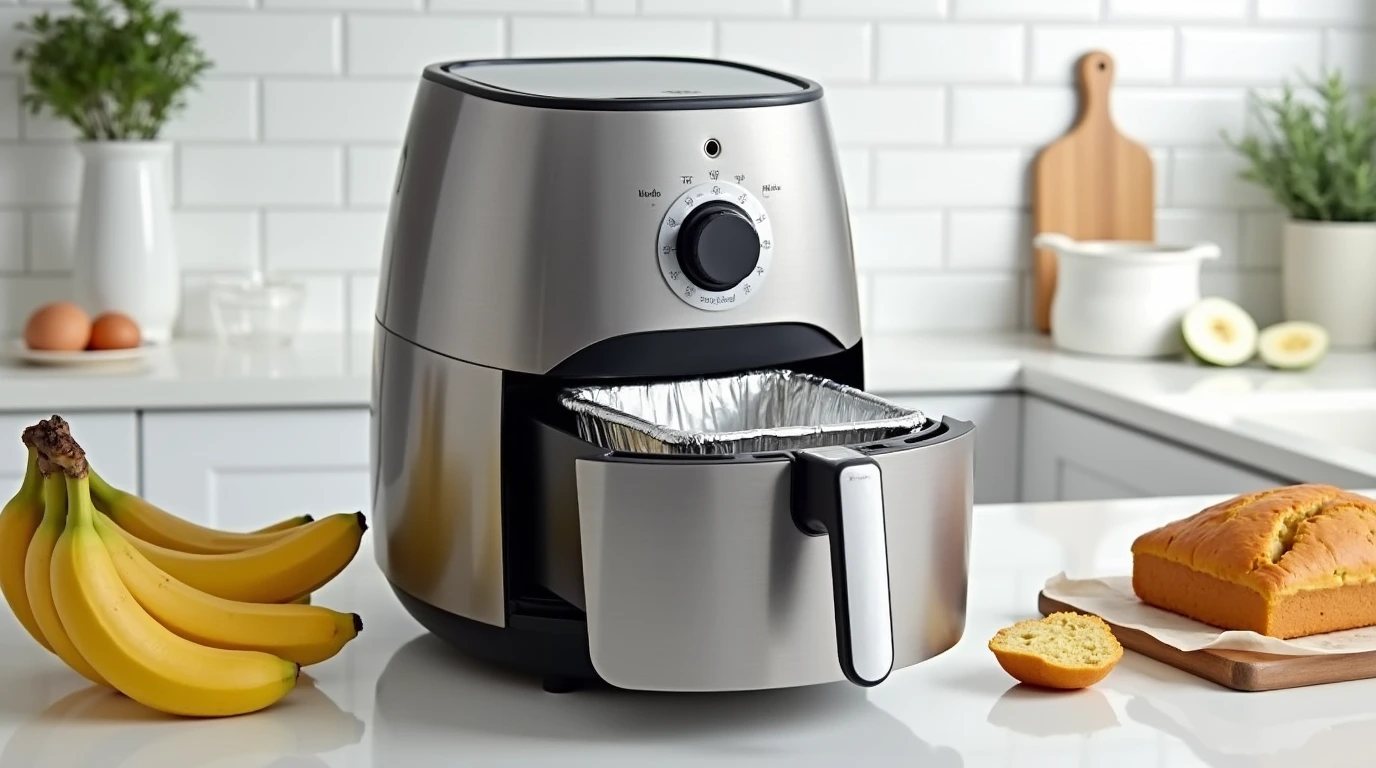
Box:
1225;70;1376;222
13;0;212;141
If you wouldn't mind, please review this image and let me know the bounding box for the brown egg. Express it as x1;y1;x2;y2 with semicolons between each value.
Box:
88;312;142;351
24;302;92;351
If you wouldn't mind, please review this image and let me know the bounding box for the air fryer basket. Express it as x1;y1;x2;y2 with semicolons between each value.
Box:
560;370;927;455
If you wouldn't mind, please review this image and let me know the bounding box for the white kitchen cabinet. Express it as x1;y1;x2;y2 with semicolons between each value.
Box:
1021;396;1285;503
140;409;370;531
0;412;138;499
889;394;1021;504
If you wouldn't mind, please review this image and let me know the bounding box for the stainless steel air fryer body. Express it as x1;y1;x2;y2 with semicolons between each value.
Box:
371;57;975;693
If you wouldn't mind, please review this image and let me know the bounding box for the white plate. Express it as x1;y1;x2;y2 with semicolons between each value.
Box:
11;341;149;366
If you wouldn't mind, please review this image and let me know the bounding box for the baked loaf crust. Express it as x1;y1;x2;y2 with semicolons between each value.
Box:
1131;484;1376;639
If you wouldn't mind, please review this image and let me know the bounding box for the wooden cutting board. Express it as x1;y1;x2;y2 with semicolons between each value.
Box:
1038;592;1376;692
1031;50;1155;334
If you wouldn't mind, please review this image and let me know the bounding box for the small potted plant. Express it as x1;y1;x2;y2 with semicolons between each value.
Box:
1227;71;1376;348
14;0;211;344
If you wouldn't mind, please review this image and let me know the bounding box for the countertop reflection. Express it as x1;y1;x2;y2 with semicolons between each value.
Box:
2;494;1376;767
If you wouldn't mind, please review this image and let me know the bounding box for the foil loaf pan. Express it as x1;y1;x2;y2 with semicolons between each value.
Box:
560;370;927;455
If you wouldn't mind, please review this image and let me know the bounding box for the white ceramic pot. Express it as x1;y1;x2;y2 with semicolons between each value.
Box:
1282;219;1376;348
1034;232;1220;358
73;141;180;344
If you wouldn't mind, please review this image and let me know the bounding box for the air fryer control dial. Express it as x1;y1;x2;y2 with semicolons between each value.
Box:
676;201;759;291
657;181;773;311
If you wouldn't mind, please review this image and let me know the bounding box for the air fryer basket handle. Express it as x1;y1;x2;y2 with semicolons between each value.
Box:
791;447;895;687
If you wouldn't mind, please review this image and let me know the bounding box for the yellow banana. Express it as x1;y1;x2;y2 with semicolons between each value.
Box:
88;469;316;555
51;471;299;717
94;515;362;666
252;514;314;534
26;473;108;687
102;511;367;604
0;445;51;652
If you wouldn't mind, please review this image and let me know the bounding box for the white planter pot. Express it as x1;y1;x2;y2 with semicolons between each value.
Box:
1282;220;1376;348
72;141;180;345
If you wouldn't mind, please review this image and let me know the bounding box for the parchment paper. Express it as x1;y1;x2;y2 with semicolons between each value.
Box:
1043;572;1376;656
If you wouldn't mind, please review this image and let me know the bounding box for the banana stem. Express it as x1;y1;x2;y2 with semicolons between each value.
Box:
14;447;41;500
42;475;67;528
65;476;93;530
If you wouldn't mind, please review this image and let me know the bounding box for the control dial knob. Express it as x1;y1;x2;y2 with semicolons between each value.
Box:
675;201;760;292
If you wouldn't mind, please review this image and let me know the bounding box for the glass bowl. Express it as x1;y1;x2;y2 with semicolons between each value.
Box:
209;275;305;347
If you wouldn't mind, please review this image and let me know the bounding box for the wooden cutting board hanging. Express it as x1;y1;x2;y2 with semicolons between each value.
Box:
1032;50;1155;333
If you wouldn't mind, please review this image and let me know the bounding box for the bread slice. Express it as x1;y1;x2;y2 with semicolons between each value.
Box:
988;612;1123;689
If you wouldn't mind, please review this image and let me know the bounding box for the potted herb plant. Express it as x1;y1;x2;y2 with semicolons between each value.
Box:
14;0;211;344
1227;71;1376;348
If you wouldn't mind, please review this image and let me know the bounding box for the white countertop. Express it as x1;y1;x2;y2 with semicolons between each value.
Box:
7;329;1376;484
1;492;1370;767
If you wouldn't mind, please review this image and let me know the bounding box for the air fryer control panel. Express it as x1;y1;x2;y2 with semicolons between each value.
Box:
656;181;773;311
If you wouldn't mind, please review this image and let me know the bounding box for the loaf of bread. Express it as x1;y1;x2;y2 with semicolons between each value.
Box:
1131;484;1376;639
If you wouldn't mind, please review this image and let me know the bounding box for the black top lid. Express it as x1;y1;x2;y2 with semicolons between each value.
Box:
424;56;823;111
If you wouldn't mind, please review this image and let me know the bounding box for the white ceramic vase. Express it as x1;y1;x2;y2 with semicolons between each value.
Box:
72;141;180;344
1282;219;1376;348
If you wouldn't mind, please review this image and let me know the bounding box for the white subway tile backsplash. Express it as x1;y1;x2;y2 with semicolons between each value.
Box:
348;146;402;207
348;273;379;334
593;0;637;12
720;22;871;82
0;10;32;75
1155;209;1240;268
1325;31;1376;84
0;212;21;272
1201;270;1282;326
951;88;1074;146
0;77;17;139
643;0;789;15
850;212;943;270
264;81;415;141
1112;89;1245;146
879;25;1024;83
824;87;945;144
28;210;74;272
798;0;943;17
1107;0;1247;19
181;14;340;75
266;0;417;9
1240;211;1285;269
0;276;70;334
871;273;1023;331
839;149;871;208
2;5;1365;338
1169;150;1273;208
0;146;80;205
174;212;259;272
1255;0;1376;23
1031;26;1175;84
265;211;388;271
511;18;713;57
348;16;503;76
876;150;1027;207
948;210;1031;271
431;0;585;10
1180;29;1322;83
181;147;342;207
164;79;258;141
955;0;1098;20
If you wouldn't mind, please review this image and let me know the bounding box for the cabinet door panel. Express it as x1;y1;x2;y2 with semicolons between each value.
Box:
141;410;369;531
1021;397;1283;502
889;394;1021;504
0;412;138;499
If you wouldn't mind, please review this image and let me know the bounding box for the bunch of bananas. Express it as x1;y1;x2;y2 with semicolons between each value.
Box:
0;415;368;717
